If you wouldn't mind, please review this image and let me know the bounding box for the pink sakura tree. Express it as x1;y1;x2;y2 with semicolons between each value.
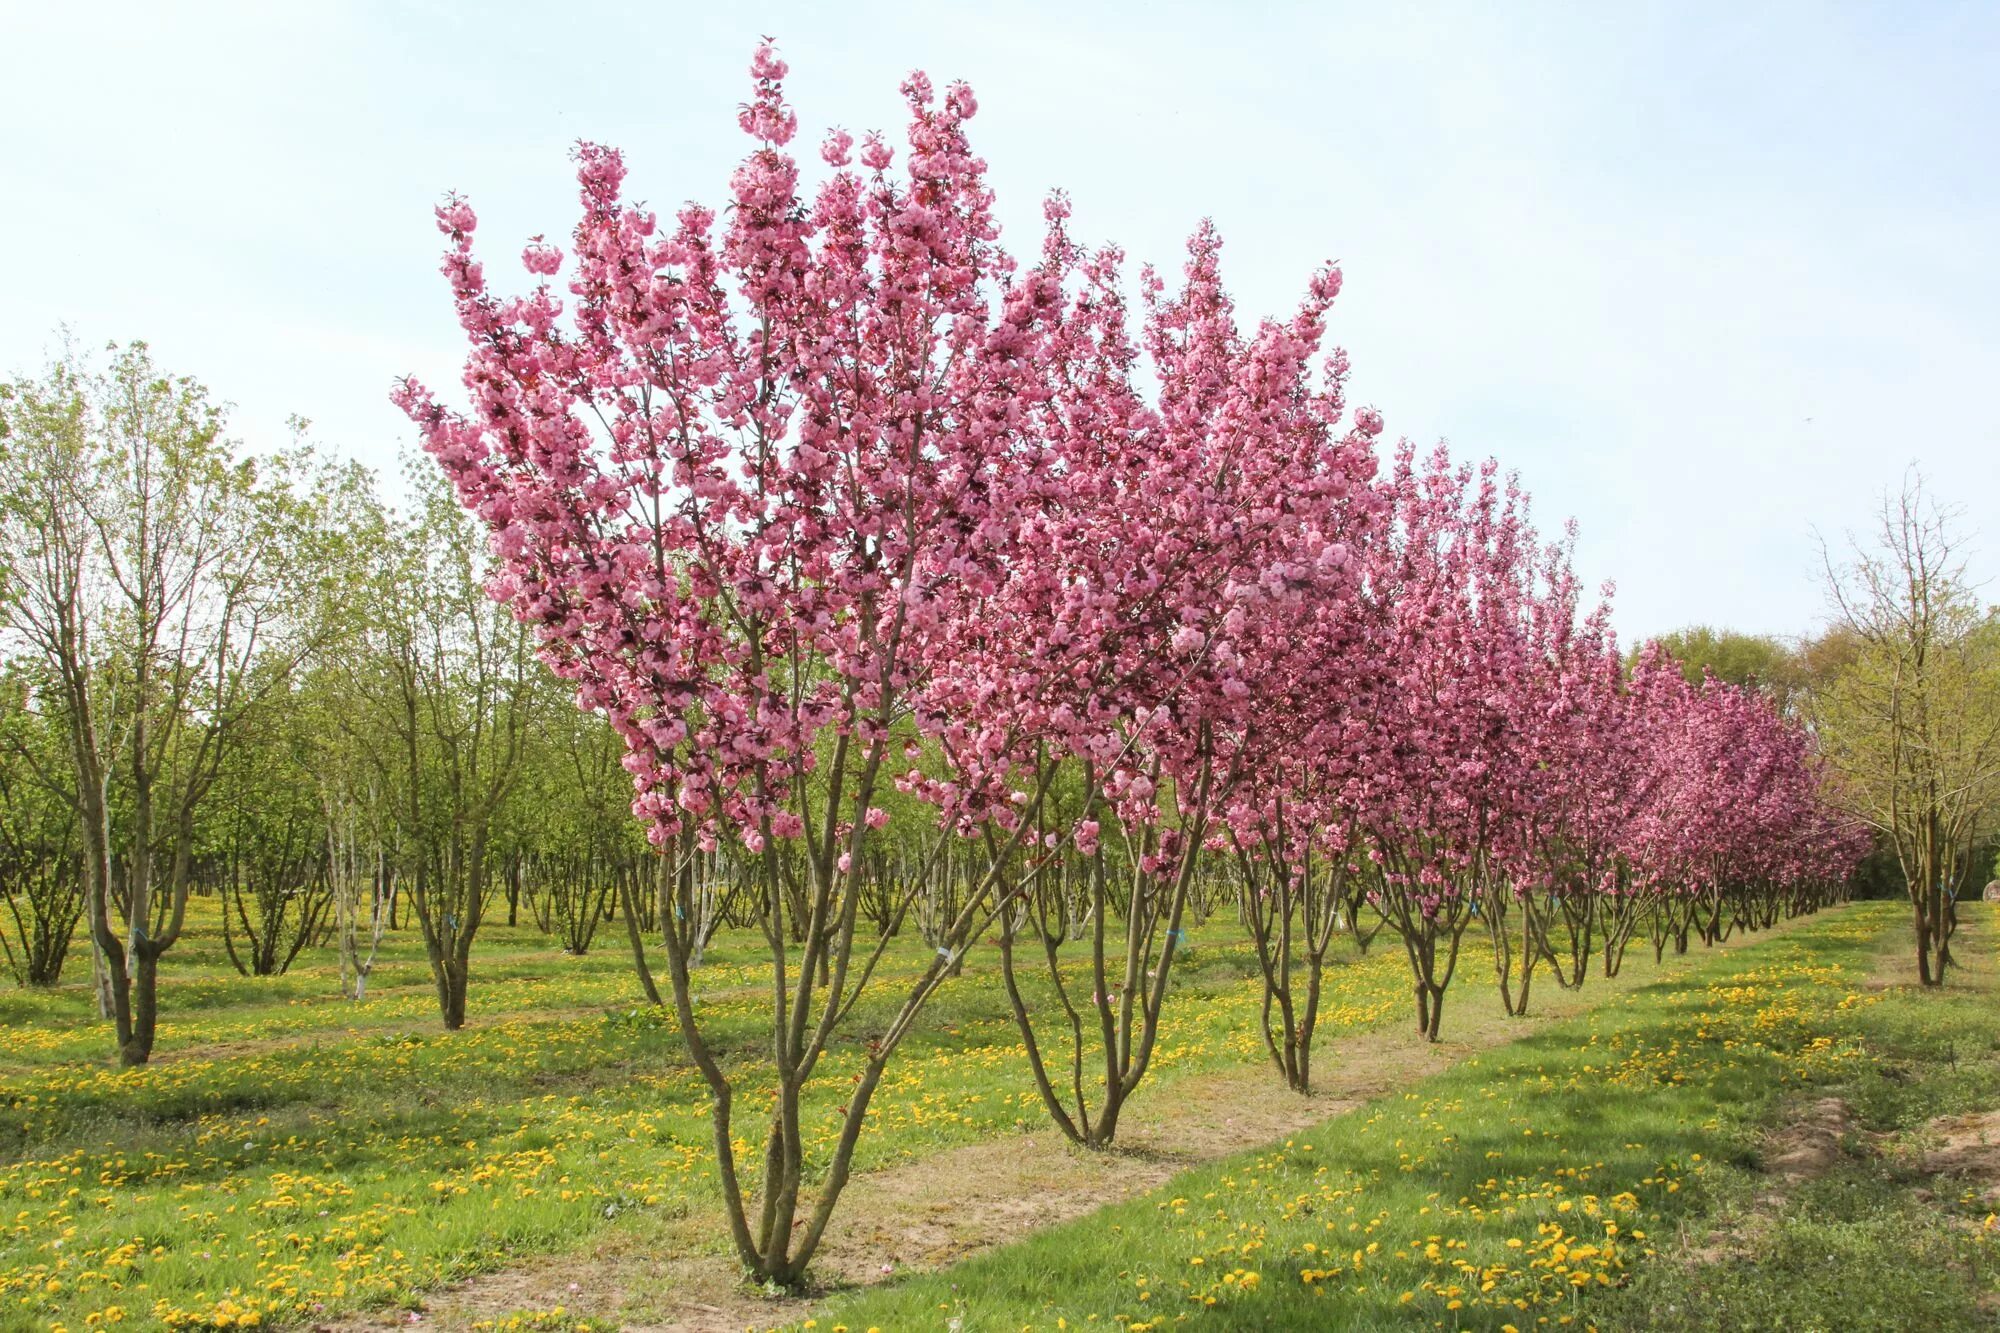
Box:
1354;444;1542;1039
1555;623;1658;980
1666;674;1798;947
1617;641;1701;958
913;214;1382;1139
1620;647;1857;961
1507;581;1633;995
1703;686;1837;933
1210;414;1387;1092
1474;517;1596;1017
1304;445;1856;1040
399;47;1094;1283
1216;568;1391;1091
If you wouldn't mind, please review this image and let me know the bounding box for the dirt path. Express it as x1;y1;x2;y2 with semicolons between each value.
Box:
325;912;1828;1333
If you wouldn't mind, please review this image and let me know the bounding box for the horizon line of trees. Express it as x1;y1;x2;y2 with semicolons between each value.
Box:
1649;547;2000;937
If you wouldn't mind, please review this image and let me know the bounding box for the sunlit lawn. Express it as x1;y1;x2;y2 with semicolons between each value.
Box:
8;899;1965;1333
0;899;1410;1331
813;902;2000;1332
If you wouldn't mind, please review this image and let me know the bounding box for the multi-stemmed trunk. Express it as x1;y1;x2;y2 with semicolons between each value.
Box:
1912;874;1953;987
1541;879;1599;993
1902;807;1966;987
0;839;84;987
652;719;1051;1286
998;757;1213;1146
999;848;1195;1143
1233;819;1353;1094
1649;892;1696;962
1376;842;1478;1043
411;832;488;1031
330;808;394;1002
1484;881;1545;1018
1404;911;1468;1043
1598;879;1647;980
75;725;196;1066
657;840;1031;1283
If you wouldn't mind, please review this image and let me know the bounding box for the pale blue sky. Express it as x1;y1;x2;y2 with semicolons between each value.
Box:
3;1;1994;640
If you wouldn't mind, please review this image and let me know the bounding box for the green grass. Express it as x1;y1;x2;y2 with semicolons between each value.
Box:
1605;1169;1996;1331
810;902;2000;1332
1598;913;2000;1332
0;899;1410;1330
9;898;1989;1333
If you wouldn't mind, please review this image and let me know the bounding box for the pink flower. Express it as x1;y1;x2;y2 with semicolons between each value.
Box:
521;239;562;275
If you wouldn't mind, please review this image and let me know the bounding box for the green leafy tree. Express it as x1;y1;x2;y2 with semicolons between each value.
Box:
0;668;84;986
506;675;647;958
1811;477;2000;984
203;675;336;976
1648;625;1802;713
347;465;530;1029
0;343;346;1061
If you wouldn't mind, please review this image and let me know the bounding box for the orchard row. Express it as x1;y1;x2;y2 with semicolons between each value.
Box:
395;44;1864;1284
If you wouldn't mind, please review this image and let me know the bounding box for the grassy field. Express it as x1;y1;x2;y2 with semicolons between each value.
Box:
4;900;1995;1332
0;901;1410;1332
813;902;2000;1332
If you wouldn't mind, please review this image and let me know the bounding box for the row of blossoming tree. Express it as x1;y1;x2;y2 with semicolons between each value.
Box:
399;46;1863;1284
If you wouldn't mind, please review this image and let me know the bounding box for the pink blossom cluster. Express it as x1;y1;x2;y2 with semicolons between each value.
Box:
1616;643;1865;904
